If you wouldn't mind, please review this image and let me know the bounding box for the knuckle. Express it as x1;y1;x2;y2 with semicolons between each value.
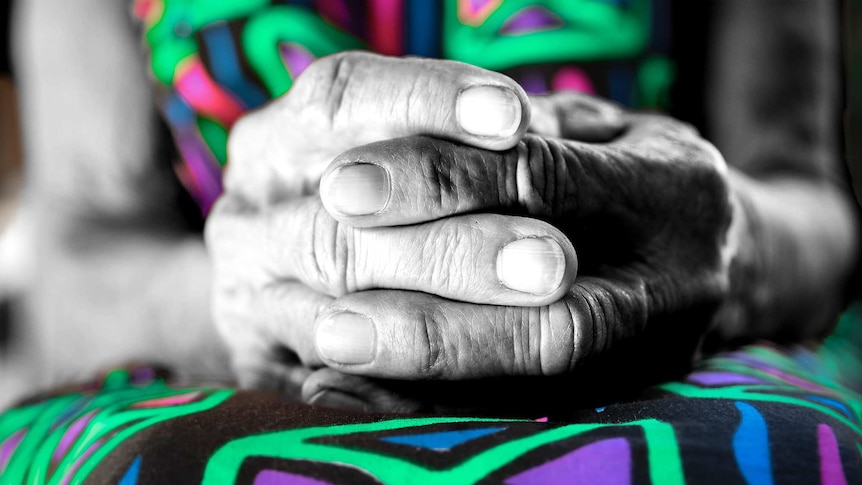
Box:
224;111;281;200
538;302;577;375
286;204;352;296
508;306;545;376
516;136;572;217
413;308;449;378
291;51;363;130
422;219;472;291
416;138;487;214
576;279;648;353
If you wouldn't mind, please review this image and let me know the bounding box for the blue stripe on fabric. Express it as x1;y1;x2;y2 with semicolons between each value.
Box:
406;0;440;58
201;24;269;108
733;402;774;485
118;456;142;485
381;427;506;450
807;395;855;421
165;93;196;128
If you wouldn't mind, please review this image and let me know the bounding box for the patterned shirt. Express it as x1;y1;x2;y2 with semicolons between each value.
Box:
134;0;674;214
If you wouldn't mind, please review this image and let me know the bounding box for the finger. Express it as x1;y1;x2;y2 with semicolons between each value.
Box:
288;51;531;151
320;116;725;228
213;280;334;373
226;52;533;203
311;274;660;380
528;91;626;142
233;352;313;398
207;197;335;368
302;368;425;413
252;197;577;305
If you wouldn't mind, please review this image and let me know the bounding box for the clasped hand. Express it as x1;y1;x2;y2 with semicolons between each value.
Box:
206;52;736;412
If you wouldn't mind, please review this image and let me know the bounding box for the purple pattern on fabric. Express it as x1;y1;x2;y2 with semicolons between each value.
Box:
175;130;224;214
687;371;766;386
279;43;314;79
818;424;848;485
518;72;548;94
254;470;334;485
53;411;95;463
130;366;157;384
0;430;25;471
59;440;102;485
501;7;562;34
505;437;631;485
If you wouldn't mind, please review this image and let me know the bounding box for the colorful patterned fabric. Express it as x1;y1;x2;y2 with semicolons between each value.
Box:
135;0;674;214
2;307;862;483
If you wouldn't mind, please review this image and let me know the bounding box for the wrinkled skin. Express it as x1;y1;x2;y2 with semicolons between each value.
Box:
206;52;737;413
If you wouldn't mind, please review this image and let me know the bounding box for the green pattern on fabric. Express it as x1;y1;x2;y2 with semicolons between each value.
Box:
443;0;652;70
144;0;269;84
240;7;364;96
637;56;675;108
202;417;684;484
197;117;229;166
0;370;232;485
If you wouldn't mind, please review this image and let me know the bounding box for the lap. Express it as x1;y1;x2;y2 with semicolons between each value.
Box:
2;339;861;484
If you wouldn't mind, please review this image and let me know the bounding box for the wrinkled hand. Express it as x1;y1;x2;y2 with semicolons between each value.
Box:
307;92;737;406
206;52;579;391
207;51;736;413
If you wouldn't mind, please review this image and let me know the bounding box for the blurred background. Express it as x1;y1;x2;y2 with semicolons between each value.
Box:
849;0;862;205
0;1;860;395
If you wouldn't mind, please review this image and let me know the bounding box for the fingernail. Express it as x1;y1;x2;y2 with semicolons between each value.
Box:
308;389;368;411
457;86;521;137
498;237;566;295
316;312;375;365
323;164;390;216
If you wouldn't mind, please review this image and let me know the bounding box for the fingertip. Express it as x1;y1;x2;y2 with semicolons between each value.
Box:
314;311;376;366
456;83;530;151
320;160;391;220
496;235;577;305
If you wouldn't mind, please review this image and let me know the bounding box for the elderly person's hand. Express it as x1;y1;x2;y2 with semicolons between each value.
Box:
208;51;737;408
297;91;737;412
207;52;581;390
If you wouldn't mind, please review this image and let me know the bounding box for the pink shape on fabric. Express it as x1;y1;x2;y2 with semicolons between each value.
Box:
459;0;503;26
818;424;848;485
254;470;334;485
551;67;596;94
132;0;154;19
131;391;202;409
52;411;96;464
534;417;549;422
133;0;163;25
368;0;402;55
175;57;245;128
0;429;26;473
760;367;825;392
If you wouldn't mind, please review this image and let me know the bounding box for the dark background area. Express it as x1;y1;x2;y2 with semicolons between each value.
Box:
847;0;862;201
